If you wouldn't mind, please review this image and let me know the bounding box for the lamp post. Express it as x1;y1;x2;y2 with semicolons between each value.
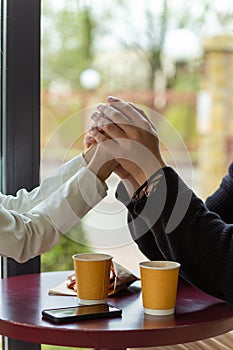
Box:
162;28;203;190
79;68;101;130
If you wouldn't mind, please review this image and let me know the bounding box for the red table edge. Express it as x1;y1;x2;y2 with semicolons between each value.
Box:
0;316;233;348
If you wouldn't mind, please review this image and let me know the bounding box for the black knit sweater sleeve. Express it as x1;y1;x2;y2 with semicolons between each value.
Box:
116;166;233;304
116;182;165;261
205;163;233;224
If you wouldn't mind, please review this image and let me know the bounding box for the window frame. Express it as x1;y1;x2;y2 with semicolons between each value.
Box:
1;0;41;349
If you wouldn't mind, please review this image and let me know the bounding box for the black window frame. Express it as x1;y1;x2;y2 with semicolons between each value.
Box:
1;0;41;349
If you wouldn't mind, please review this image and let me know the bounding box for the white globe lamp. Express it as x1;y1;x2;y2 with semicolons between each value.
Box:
80;68;101;91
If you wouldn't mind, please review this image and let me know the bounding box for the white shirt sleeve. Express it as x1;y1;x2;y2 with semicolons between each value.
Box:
0;167;107;263
0;154;86;212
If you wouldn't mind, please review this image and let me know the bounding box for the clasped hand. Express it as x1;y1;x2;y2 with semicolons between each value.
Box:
84;96;166;196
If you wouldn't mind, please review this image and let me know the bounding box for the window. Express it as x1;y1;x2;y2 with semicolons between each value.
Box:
1;1;231;349
40;1;146;275
1;1;41;349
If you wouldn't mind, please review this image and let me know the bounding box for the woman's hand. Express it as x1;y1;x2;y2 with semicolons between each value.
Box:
82;133;97;165
87;143;118;183
83;131;117;183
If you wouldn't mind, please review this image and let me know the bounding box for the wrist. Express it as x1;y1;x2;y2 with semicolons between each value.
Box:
88;160;117;183
132;167;164;201
136;157;167;186
87;163;105;183
83;145;96;165
121;176;140;198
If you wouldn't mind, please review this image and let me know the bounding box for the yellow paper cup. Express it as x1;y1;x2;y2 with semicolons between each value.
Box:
139;261;180;316
72;253;113;305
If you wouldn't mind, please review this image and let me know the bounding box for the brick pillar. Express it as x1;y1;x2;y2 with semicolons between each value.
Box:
198;35;233;198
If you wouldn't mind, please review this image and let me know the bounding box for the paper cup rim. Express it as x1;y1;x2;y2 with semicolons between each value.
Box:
139;260;180;270
78;298;107;305
72;253;113;261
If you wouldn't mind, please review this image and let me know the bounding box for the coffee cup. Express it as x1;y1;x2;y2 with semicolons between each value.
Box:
72;253;113;305
139;260;180;315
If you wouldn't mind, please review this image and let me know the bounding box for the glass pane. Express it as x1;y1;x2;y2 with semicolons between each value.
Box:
0;0;2;279
40;0;146;277
0;0;2;345
41;0;233;273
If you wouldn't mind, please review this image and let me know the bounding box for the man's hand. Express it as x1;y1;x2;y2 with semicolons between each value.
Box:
90;96;166;186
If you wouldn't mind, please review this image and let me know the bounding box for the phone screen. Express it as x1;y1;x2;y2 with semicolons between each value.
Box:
42;304;122;323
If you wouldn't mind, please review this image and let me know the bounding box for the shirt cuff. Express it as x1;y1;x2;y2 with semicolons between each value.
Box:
116;167;168;207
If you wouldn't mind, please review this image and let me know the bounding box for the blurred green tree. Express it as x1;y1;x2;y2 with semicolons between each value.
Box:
115;0;213;91
42;1;96;89
41;1;98;272
41;222;91;272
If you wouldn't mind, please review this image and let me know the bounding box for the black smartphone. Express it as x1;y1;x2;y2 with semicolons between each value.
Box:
42;303;122;323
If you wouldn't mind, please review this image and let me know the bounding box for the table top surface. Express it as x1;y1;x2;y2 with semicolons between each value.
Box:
1;270;233;348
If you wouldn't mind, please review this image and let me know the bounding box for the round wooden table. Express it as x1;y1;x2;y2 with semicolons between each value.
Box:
1;271;233;348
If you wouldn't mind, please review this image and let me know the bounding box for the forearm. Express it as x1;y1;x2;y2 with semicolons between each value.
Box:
116;179;165;261
0;167;107;263
0;154;85;212
33;167;107;234
0;207;61;263
128;212;165;261
125;167;233;303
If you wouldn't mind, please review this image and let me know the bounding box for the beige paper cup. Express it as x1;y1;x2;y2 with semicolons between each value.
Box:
72;253;113;305
139;260;180;316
